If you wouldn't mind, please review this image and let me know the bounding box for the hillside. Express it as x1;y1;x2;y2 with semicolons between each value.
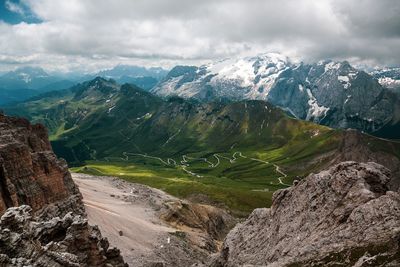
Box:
5;77;400;214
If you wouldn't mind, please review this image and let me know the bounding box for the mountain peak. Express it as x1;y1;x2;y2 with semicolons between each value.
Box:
8;66;49;77
96;64;168;80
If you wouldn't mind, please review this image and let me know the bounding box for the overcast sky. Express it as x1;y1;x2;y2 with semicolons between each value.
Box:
0;0;399;73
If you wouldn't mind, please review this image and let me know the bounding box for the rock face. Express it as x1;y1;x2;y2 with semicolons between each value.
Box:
0;114;127;266
0;114;80;215
0;205;126;267
213;162;400;267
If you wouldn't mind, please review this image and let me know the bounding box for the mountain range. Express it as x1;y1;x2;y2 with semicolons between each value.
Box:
0;65;168;105
0;66;75;105
4;77;400;213
2;54;399;139
152;53;400;139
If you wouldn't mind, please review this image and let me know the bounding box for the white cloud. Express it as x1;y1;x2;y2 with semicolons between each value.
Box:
0;0;399;72
5;0;25;15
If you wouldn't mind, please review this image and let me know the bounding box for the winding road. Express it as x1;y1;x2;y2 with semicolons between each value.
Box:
114;151;291;186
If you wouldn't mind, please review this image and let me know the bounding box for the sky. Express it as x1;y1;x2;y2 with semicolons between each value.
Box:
0;0;399;73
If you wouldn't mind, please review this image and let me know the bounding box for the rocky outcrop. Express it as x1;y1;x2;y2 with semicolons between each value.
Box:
213;162;400;267
0;205;126;267
0;114;81;216
161;200;236;253
0;114;127;266
334;129;400;190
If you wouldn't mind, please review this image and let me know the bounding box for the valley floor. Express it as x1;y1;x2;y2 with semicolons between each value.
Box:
72;173;187;266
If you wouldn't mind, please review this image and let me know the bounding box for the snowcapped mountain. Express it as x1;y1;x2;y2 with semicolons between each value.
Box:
0;66;76;105
152;53;290;100
0;66;51;88
152;54;400;138
370;67;400;90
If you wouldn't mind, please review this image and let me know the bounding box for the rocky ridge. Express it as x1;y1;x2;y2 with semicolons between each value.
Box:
0;113;127;266
212;161;400;266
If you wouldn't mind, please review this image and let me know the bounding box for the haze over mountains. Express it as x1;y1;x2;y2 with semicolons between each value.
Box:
0;65;168;105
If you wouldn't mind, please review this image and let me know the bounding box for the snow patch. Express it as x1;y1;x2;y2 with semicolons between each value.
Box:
338;76;349;82
19;73;31;83
378;77;400;88
338;75;351;89
306;89;329;120
324;62;341;72
344;95;352;104
108;106;116;113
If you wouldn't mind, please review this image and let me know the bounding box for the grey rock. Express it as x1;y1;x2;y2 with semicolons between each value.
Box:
0;205;127;267
213;161;400;267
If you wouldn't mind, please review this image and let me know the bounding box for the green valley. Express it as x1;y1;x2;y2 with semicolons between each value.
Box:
5;77;400;215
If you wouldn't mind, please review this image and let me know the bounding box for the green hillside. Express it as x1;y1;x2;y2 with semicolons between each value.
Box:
5;77;399;215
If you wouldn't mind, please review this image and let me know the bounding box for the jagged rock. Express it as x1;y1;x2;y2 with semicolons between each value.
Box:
0;114;127;266
0;205;127;266
0;114;81;216
213;162;400;267
334;129;400;190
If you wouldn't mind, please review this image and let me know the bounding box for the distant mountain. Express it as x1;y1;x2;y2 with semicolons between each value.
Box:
0;65;168;105
95;65;168;90
0;66;76;105
97;65;167;79
0;66;57;89
152;54;400;139
370;67;400;91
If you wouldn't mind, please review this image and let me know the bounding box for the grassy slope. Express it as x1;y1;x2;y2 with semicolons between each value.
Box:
6;78;399;215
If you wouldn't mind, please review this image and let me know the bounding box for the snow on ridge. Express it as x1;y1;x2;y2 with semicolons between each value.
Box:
378;77;400;88
207;53;290;94
324;61;341;72
18;73;31;83
306;88;329;120
338;75;351;89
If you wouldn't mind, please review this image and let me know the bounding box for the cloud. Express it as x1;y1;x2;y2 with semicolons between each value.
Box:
5;0;25;15
0;0;399;72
